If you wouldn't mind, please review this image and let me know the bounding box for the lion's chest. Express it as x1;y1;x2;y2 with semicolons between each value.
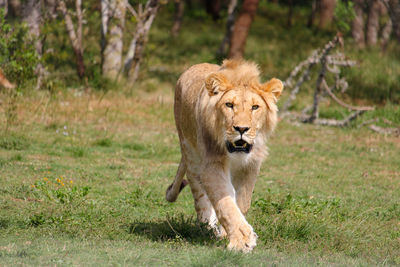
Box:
228;153;253;172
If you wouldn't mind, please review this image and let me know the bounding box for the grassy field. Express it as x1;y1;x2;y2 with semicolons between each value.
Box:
1;2;400;266
0;90;399;266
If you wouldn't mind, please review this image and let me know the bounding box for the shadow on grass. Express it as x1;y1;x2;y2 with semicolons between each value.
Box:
127;215;222;246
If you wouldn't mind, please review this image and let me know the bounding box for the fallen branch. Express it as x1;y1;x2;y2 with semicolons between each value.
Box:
322;79;375;111
357;117;400;136
281;64;314;114
306;34;342;123
282;38;356;116
281;34;373;128
311;110;366;127
284;50;319;88
382;118;400;127
326;54;356;67
358;118;379;128
368;124;400;136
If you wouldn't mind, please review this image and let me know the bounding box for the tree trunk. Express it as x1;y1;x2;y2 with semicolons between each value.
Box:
204;0;221;21
23;0;41;54
287;0;293;27
102;0;126;80
44;0;57;19
76;0;83;51
124;0;160;84
366;0;381;45
101;0;109;70
217;0;237;58
307;0;317;27
352;0;365;47
318;0;336;29
7;0;20;17
22;0;45;88
385;0;400;42
58;0;85;80
228;0;259;59
171;0;185;37
381;16;392;48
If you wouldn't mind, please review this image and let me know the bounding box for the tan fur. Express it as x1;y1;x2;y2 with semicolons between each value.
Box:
166;59;283;252
0;69;15;89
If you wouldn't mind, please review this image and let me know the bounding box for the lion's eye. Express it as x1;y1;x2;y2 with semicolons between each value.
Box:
225;103;233;108
252;105;259;110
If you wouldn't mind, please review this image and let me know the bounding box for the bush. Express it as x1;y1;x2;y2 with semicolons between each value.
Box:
0;9;39;87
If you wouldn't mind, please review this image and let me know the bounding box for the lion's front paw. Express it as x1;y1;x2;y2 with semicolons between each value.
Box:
227;223;257;253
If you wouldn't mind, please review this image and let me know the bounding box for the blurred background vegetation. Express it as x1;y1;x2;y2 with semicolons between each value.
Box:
0;0;398;105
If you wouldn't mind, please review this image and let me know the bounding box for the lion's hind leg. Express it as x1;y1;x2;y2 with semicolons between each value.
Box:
166;158;188;202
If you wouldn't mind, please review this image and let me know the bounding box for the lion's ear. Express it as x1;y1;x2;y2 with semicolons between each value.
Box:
261;78;284;101
205;73;230;96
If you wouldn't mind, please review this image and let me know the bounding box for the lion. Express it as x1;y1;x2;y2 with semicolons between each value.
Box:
0;69;15;89
166;59;283;252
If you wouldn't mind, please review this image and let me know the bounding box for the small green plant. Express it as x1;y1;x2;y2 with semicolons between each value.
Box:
27;177;91;228
0;134;30;150
69;146;86;158
28;213;47;227
10;154;23;161
93;138;113;147
32;177;90;205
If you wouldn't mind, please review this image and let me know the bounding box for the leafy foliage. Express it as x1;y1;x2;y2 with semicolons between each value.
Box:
0;9;39;87
32;177;90;204
334;0;356;34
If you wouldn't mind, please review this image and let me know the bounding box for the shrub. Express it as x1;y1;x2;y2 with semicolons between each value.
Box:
0;9;39;87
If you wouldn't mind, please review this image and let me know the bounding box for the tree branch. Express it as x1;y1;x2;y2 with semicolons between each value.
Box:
368;124;400;136
58;0;85;79
123;0;160;84
305;34;342;123
313;110;366;127
322;79;375;111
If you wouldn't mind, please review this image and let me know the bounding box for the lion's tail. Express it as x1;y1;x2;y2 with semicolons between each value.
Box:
166;158;188;202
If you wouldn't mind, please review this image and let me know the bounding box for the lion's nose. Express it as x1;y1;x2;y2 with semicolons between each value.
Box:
233;126;250;134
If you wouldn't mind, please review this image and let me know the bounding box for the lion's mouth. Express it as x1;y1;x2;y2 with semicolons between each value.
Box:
226;139;253;153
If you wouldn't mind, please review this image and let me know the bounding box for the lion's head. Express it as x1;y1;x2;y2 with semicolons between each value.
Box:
203;60;283;154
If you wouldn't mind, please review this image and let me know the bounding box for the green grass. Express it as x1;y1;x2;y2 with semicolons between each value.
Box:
0;90;399;266
1;2;400;266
